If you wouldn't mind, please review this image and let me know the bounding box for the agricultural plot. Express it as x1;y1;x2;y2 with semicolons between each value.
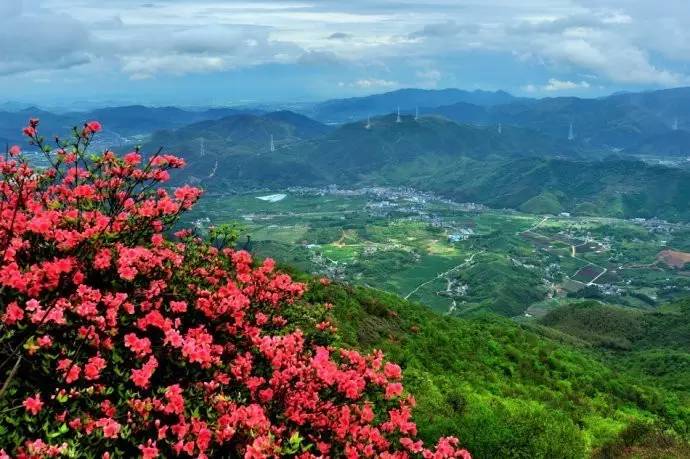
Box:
658;250;690;269
572;265;606;284
184;188;690;317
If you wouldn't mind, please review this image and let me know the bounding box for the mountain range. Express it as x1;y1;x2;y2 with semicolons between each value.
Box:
0;105;260;147
4;86;689;157
310;87;690;155
3;86;690;220
4;86;690;458
140;110;690;221
309;88;518;123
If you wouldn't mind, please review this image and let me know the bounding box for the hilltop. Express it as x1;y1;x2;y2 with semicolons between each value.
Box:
143;111;333;189
290;114;577;181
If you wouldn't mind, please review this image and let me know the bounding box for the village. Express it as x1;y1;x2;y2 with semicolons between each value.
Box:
184;189;690;317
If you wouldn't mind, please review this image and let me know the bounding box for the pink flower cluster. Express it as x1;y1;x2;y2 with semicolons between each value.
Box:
0;120;471;458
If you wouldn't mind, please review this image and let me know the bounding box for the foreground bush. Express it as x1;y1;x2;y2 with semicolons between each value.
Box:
0;120;470;458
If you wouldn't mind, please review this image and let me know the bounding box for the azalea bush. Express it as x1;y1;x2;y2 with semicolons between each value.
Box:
0;120;471;458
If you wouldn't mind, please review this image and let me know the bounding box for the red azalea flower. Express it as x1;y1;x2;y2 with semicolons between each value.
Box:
23;394;43;415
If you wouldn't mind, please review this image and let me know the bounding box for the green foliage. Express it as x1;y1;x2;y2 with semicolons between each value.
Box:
540;301;644;350
295;279;690;458
593;420;690;459
453;253;545;317
519;191;563;214
539;300;690;391
208;222;243;248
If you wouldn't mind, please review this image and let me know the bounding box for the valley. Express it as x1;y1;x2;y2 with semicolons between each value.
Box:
184;187;690;318
181;185;690;455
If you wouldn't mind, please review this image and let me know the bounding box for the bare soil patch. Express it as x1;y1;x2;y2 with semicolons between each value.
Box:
657;250;690;269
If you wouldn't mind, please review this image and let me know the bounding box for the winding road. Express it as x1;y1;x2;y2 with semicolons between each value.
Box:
519;216;550;235
404;250;485;300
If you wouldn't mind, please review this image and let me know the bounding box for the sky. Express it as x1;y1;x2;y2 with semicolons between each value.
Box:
2;0;690;107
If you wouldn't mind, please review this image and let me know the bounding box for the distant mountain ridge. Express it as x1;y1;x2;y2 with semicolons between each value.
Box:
84;105;259;135
291;114;581;180
426;87;690;154
0;105;262;147
302;86;690;155
3;86;690;156
310;88;518;123
147;110;331;153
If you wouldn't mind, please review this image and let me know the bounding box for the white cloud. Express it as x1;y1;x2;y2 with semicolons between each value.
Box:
406;3;689;88
523;78;591;93
2;0;690;95
504;9;689;87
544;79;590;91
416;69;441;81
0;0;93;75
542;37;685;86
409;20;479;39
415;69;442;88
352;79;399;89
122;56;226;80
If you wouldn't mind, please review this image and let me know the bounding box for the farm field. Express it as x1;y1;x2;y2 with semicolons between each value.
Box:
184;187;690;317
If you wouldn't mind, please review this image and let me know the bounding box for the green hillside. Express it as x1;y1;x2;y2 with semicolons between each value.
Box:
145;112;690;220
430;87;690;152
294;115;579;181
540;301;690;392
147;111;330;156
295;277;690;458
449;252;546;317
143;112;332;189
519;191;563;214
376;155;690;221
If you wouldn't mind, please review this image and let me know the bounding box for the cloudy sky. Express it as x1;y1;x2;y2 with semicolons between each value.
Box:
2;0;690;106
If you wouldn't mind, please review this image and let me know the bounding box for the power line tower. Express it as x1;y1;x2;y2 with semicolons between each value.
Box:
270;134;276;152
199;137;205;157
365;116;371;130
396;106;402;123
568;122;575;141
